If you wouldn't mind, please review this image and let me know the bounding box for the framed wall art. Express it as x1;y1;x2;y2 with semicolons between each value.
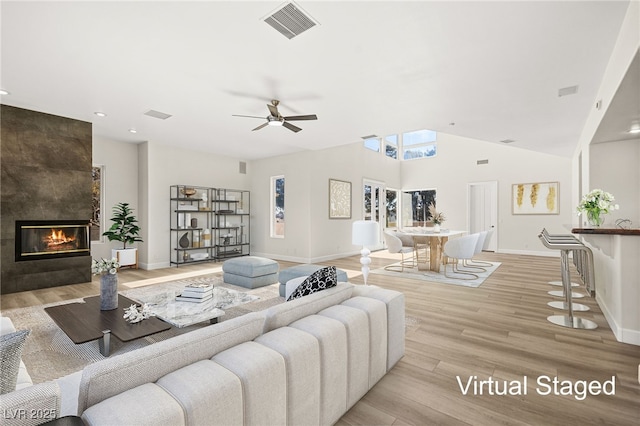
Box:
329;178;352;219
512;182;559;215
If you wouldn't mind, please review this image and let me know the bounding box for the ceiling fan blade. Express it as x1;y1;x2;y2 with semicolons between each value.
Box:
252;122;269;131
283;122;302;133
232;114;266;119
267;103;279;117
283;114;317;121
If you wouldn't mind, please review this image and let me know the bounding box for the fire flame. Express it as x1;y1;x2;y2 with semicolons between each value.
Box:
46;228;76;246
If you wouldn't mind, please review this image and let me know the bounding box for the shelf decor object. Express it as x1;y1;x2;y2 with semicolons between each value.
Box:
329;178;351;219
352;220;379;285
512;182;559;215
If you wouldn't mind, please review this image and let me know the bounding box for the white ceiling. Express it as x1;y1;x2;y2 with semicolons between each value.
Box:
1;1;636;160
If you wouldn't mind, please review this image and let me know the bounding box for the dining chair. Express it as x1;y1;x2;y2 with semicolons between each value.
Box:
463;231;490;270
443;233;480;279
383;231;415;272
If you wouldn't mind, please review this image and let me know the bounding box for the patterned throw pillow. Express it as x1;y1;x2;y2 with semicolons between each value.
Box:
0;329;30;394
287;266;338;301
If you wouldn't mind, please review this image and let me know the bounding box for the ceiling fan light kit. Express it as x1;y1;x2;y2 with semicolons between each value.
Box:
233;99;317;133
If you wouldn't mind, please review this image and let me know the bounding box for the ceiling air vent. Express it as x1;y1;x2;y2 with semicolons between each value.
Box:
500;139;516;144
144;110;172;120
263;2;318;40
558;85;579;97
477;159;489;165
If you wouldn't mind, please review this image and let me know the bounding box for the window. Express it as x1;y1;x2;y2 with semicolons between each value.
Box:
402;129;437;160
91;166;104;241
363;137;380;152
386;189;398;228
402;189;436;227
385;134;398;159
271;176;285;238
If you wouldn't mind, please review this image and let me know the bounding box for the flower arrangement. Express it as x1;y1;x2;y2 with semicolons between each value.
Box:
91;258;120;275
576;189;619;227
123;304;155;324
428;203;446;225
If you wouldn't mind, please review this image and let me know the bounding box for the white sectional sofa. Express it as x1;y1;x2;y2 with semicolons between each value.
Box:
77;282;404;425
0;317;61;426
1;282;404;425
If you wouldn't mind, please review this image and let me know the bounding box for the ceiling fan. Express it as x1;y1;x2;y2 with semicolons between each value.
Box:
232;100;317;133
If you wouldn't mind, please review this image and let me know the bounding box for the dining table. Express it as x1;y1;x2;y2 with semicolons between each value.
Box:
409;229;466;272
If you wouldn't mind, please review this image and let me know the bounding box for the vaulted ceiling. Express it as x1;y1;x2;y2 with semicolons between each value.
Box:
1;1;635;160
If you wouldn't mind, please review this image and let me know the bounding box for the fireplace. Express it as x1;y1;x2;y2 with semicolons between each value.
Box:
15;220;90;261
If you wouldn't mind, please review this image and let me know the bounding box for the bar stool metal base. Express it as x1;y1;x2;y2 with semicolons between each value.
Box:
548;280;579;288
548;290;584;298
547;315;598;329
547;301;590;311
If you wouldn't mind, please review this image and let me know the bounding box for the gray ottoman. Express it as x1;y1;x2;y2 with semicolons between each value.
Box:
222;256;279;289
278;264;348;297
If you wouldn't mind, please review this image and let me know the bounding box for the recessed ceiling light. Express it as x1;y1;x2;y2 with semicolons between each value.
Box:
0;89;9;95
629;123;640;134
128;128;137;134
94;112;107;117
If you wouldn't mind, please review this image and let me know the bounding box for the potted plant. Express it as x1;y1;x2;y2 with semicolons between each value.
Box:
428;203;446;233
103;202;143;268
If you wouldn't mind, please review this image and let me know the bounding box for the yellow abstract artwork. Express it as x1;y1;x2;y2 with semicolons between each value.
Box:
512;182;559;215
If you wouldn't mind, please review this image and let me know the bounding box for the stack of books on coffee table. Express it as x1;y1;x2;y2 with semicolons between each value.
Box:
176;282;214;303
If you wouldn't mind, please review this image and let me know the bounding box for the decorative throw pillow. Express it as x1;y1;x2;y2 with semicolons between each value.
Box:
287;266;337;301
0;329;30;394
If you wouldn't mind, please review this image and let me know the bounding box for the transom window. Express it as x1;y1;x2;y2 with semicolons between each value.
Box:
361;129;437;160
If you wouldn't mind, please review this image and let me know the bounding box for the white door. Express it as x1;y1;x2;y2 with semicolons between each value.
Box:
364;179;385;248
468;181;498;252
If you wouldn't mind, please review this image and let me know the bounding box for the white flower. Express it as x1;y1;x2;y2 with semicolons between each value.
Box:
91;258;120;275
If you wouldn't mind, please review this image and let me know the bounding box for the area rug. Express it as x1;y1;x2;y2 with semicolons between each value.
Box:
2;276;282;384
370;261;501;288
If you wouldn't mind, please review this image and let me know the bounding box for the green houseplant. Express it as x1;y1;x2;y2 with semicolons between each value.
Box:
103;202;143;267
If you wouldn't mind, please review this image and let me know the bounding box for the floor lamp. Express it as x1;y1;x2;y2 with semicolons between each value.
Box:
352;220;379;285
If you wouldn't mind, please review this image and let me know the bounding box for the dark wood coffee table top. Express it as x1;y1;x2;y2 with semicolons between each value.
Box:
45;294;171;344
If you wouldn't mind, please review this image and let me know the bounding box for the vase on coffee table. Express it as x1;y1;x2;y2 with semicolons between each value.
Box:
100;273;119;311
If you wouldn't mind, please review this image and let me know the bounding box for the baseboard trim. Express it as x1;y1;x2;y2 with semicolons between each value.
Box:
596;293;640;346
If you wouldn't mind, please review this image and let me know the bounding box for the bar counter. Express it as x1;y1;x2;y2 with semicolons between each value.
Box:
571;227;640;346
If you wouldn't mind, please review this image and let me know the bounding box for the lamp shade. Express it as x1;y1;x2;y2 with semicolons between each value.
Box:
352;220;379;246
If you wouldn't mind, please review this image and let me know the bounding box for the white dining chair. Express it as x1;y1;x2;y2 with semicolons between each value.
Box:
463;231;490;271
443;233;480;279
383;231;415;272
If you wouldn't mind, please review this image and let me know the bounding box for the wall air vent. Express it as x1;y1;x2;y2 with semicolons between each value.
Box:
263;2;318;40
361;134;378;140
477;159;489;165
144;110;172;120
239;161;247;174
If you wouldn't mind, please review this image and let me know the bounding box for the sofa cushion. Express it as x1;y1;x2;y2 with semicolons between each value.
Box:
157;360;243;426
213;342;286;426
287;266;337;301
0;329;30;395
263;283;353;333
353;285;406;370
81;383;185;426
77;311;266;413
255;327;321;426
222;256;278;277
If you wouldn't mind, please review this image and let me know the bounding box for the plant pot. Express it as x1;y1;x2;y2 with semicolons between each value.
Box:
100;273;118;311
112;248;138;268
433;224;441;233
586;210;604;227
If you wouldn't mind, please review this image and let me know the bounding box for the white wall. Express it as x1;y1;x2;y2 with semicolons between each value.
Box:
589;139;640;226
91;136;140;260
401;133;573;255
251;142;401;262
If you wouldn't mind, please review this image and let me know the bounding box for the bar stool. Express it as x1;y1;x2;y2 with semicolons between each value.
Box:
538;233;597;330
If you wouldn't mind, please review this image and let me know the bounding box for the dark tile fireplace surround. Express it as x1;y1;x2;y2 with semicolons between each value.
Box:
1;105;93;294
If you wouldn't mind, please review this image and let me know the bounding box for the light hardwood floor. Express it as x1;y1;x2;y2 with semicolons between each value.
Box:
1;252;639;425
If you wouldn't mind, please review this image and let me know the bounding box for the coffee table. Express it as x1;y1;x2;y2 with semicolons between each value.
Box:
44;295;171;356
127;285;259;328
